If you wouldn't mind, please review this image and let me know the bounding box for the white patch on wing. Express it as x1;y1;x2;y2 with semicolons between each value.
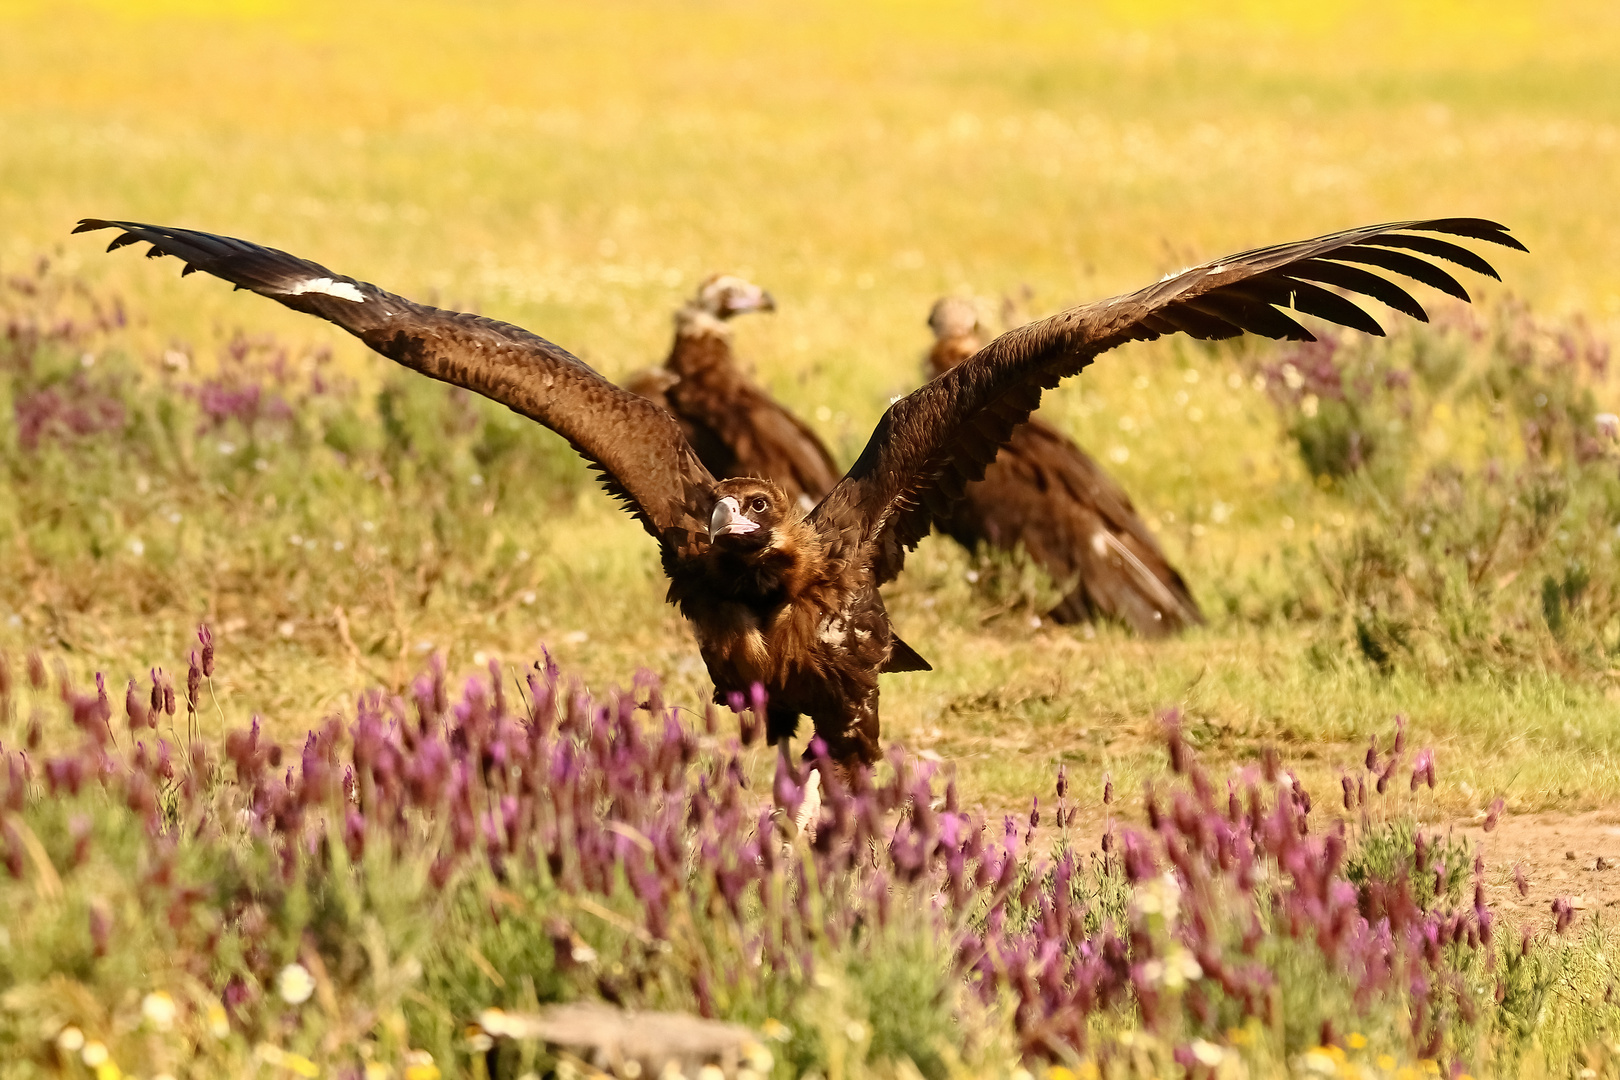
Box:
285;277;366;303
818;616;847;646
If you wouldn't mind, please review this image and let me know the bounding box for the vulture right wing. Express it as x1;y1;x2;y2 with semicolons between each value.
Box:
812;218;1525;583
76;219;717;563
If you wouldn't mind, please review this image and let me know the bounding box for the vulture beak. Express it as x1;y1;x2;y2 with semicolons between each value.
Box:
709;496;760;540
730;289;774;315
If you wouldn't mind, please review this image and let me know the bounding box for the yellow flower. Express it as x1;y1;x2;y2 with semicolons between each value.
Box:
96;1063;123;1080
364;1064;392;1080
1347;1033;1368;1050
403;1049;440;1080
208;1002;230;1039
1376;1058;1395;1072
257;1043;320;1078
1077;1064;1102;1080
759;1017;791;1042
1419;1063;1440;1076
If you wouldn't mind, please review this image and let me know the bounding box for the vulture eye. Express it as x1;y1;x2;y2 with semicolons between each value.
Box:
750;497;768;514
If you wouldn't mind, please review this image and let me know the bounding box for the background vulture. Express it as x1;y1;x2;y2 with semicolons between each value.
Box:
924;296;1203;636
624;274;841;511
76;216;1523;767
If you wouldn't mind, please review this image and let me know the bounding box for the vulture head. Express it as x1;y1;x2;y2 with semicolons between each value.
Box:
695;274;776;320
708;477;793;551
925;296;989;376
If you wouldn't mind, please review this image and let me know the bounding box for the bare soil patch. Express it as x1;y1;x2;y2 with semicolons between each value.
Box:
1453;809;1620;930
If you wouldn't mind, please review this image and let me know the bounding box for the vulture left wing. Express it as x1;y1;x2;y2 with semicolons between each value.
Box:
810;218;1525;583
76;219;717;562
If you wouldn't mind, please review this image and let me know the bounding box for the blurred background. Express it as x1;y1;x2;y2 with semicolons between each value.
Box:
2;0;1619;805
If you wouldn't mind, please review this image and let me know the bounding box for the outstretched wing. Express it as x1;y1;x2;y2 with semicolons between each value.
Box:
811;218;1525;583
76;219;717;562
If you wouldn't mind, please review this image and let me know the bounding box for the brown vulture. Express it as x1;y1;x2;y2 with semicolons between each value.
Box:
924;296;1203;636
624;274;841;511
76;216;1523;767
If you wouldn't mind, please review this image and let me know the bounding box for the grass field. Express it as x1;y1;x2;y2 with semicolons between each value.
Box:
4;2;1620;1075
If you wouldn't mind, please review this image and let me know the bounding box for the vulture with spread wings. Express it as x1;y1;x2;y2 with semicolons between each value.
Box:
924;296;1202;636
624;274;842;511
76;216;1523;766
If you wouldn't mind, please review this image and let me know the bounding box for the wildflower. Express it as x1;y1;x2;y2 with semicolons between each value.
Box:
404;1049;440;1080
56;1025;86;1052
742;1040;773;1073
257;1044;319;1078
276;962;316;1005
207;1002;230;1038
759;1018;791;1042
1190;1040;1224;1067
81;1042;109;1067
1347;1032;1368;1050
1377;1056;1396;1071
141;990;178;1031
1301;1048;1336;1074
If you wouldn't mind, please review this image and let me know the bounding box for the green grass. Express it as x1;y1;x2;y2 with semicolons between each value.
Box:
4;10;1620;1071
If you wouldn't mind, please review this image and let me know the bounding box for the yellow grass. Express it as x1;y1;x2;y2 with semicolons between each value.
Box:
4;0;1620;815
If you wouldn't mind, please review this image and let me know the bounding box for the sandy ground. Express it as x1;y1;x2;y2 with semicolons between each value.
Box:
1013;802;1620;931
1453;809;1620;930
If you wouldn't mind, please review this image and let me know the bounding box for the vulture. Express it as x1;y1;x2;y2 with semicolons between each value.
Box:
625;274;841;511
924;297;1203;636
76;216;1523;767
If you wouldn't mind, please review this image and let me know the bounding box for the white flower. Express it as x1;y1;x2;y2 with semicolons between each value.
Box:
276;962;316;1005
141;990;178;1030
56;1026;86;1052
81;1041;109;1067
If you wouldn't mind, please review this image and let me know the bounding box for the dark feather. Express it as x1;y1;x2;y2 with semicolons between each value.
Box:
626;283;840;508
75;218;716;558
812;219;1522;589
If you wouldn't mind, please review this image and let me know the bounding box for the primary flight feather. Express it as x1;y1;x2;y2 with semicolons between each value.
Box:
923;296;1202;636
75;216;1523;766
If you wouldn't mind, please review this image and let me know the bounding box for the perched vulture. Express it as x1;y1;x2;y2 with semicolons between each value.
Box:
925;297;1203;636
625;274;841;511
77;216;1522;767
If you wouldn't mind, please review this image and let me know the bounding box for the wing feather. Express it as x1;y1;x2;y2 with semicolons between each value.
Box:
813;218;1522;583
76;219;716;560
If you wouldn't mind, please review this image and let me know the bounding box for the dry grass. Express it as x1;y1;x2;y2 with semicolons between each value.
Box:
3;0;1620;818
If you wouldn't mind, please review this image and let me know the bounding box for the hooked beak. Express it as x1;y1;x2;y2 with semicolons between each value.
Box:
729;289;775;316
709;496;760;540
